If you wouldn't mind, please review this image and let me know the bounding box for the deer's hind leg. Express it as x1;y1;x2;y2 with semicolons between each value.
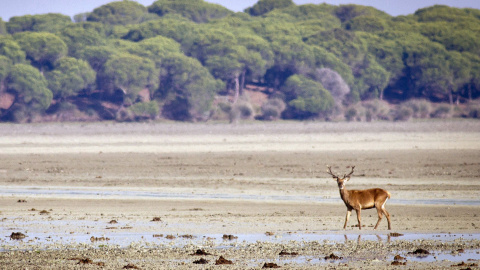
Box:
381;197;391;230
383;208;391;230
374;206;384;230
374;199;391;230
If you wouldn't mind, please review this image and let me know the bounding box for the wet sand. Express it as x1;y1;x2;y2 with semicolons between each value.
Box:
1;120;480;269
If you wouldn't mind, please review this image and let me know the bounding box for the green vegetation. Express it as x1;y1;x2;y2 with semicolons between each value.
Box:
1;0;480;122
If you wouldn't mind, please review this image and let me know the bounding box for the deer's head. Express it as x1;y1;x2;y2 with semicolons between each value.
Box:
326;165;355;189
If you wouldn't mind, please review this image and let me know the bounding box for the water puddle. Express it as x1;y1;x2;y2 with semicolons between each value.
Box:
252;251;480;266
2;229;480;266
2;230;480;250
2;186;480;205
404;250;480;262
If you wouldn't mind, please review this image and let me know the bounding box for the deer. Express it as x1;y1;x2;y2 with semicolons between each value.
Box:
327;165;391;230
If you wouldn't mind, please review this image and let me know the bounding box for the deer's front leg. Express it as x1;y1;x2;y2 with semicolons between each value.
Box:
343;209;352;229
355;209;362;230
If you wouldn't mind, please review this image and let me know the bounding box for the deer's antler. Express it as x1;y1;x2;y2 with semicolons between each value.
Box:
343;166;355;179
326;165;338;178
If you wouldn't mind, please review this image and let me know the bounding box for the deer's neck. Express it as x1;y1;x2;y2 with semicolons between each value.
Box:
339;187;350;202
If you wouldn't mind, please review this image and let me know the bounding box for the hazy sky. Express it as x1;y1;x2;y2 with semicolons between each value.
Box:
1;0;480;21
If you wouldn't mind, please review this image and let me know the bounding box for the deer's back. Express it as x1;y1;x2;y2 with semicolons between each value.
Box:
348;188;390;209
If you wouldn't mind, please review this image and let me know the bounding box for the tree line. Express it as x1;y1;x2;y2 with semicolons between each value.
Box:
1;0;480;123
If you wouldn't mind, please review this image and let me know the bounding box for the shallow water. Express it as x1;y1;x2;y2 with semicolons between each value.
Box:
2;229;480;251
2;232;480;266
3;217;480;264
269;250;480;265
2;186;480;206
404;250;480;262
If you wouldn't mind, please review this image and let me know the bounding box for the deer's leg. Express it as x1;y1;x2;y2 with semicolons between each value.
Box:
374;207;383;230
377;198;392;230
355;209;362;230
383;208;391;230
343;209;352;229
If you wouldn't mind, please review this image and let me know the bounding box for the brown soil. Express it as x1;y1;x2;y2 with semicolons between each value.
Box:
324;253;343;260
123;263;140;269
408;248;431;255
77;258;93;264
215;256;233;265
279;250;299;256
9;232;26;240
193;258;209;264
90;236;110;242
222;234;239;240
191;249;212;256
263;262;281;268
454;261;479;267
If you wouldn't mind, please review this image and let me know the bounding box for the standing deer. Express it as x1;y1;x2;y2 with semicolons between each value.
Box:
327;165;391;230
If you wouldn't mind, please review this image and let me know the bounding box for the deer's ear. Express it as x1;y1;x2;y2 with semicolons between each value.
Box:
344;177;350;181
332;177;337;180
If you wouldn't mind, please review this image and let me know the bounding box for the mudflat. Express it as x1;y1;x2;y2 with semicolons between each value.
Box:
1;120;479;269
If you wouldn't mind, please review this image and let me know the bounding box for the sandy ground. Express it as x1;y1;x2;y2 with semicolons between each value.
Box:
1;120;480;269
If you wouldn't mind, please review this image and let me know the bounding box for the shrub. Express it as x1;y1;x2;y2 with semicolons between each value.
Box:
468;105;480;119
217;101;232;114
116;101;159;122
403;99;432;118
466;103;480;118
237;103;253;118
43;101;102;122
393;105;413;121
344;104;366;121
209;100;231;121
431;103;452;118
4;102;46;123
362;99;391;121
129;101;159;119
260;98;286;121
344;107;357;122
322;103;345;121
115;107;135;122
229;101;254;123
